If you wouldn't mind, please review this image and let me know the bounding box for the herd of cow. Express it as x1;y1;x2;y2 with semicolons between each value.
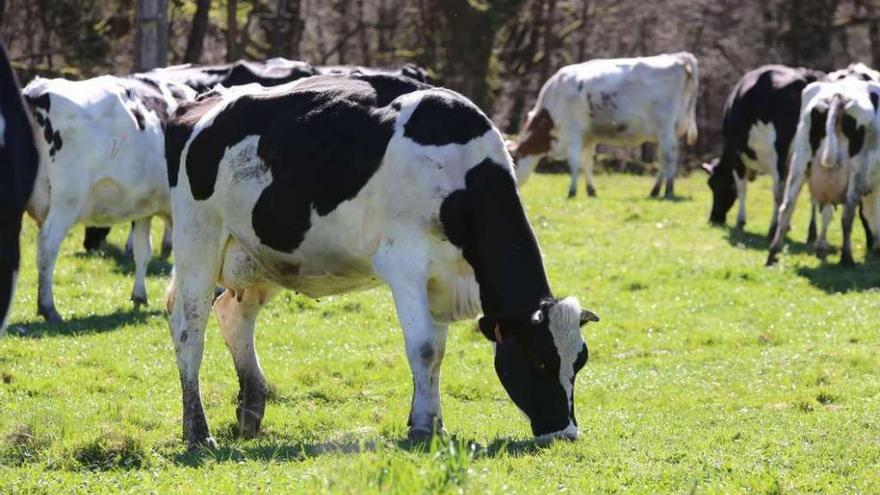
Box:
0;41;878;449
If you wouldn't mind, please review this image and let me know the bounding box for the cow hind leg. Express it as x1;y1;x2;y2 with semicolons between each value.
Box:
806;200;818;244
581;144;597;197
130;217;152;307
214;287;275;438
374;242;448;440
733;172;747;230
168;218;224;450
36;207;79;323
815;204;833;261
656;137;679;199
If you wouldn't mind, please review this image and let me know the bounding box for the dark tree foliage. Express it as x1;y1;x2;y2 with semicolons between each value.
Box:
2;0;880;159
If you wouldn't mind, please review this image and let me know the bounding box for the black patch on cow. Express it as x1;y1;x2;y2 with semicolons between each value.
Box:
403;92;492;145
131;107;146;131
810;107;827;155
439;160;575;436
26;94;64;158
222;59;317;87
27;93;50;113
841;114;866;157
165;95;223;189
0;41;39;327
172;74;427;252
871;93;879;113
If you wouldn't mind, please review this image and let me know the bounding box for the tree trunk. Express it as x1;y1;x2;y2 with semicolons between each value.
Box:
432;0;527;111
135;0;169;71
227;0;239;61
783;0;836;70
264;0;304;58
184;0;211;63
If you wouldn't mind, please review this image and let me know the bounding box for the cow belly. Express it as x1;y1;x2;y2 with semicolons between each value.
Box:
81;178;167;224
219;236;381;299
809;165;848;205
740;121;777;176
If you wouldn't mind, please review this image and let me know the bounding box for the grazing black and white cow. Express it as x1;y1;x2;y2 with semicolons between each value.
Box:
703;65;825;238
22;74;196;322
164;73;598;449
827;62;880;83
0;42;39;331
512;52;699;198
767;77;880;266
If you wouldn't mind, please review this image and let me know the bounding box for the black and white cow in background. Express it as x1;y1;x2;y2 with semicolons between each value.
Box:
164;73;598;449
22;73;196;322
827;62;880;83
767;77;880;266
83;59;435;252
703;65;825;238
511;52;699;198
0;42;39;331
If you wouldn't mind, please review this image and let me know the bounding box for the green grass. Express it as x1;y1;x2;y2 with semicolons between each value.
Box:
2;173;879;493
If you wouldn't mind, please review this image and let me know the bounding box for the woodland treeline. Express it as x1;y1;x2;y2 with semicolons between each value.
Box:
2;0;880;159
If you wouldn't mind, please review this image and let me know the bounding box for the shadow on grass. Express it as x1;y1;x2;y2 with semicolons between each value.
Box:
74;244;172;277
7;307;162;338
795;259;880;293
171;430;546;467
721;225;814;254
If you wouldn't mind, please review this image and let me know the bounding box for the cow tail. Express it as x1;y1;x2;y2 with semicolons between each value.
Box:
681;53;699;146
820;94;843;167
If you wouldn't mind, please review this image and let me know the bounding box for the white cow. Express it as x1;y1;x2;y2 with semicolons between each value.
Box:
767;77;880;266
23;75;196;322
512;52;699;198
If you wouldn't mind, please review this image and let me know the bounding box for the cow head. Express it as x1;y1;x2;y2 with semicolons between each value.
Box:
478;297;598;440
513;109;555;185
703;157;737;225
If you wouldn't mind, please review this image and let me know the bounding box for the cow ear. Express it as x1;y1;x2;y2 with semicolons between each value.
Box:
530;309;545;325
700;161;715;175
478;316;501;342
579;309;600;326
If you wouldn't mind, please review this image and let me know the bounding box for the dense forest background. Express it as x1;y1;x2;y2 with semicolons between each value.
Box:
2;0;880;162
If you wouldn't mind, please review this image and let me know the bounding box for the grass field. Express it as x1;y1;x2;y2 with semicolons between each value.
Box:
2;173;879;494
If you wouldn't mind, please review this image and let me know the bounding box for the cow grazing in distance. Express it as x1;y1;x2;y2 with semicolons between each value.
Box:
0;42;39;331
703;65;825;238
767;77;880;266
22;74;197;322
82;59;434;252
511;52;699;199
164;73;598;449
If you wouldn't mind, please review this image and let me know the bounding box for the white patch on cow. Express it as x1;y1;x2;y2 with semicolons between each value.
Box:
547;296;585;438
741;121;777;177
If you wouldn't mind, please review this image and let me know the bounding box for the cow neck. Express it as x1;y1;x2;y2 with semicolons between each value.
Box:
442;159;552;320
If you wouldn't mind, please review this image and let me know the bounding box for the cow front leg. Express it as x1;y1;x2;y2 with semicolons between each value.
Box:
374;243;447;440
767;166;806;266
733;171;747;230
160;217;173;258
215;287;275;438
130;217;152;307
36;208;78;323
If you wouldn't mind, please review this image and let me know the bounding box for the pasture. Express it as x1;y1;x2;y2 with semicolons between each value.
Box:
1;172;879;493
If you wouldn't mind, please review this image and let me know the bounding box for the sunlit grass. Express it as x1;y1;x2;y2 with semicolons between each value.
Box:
1;172;878;493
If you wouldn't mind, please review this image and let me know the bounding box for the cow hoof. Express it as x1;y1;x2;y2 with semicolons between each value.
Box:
664;190;675;200
735;221;745;231
586;185;596;197
765;252;779;267
649;186;661;198
815;245;829;261
38;306;63;324
131;294;148;308
567;189;576;199
236;406;263;439
406;427;446;443
187;436;218;453
840;253;855;267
